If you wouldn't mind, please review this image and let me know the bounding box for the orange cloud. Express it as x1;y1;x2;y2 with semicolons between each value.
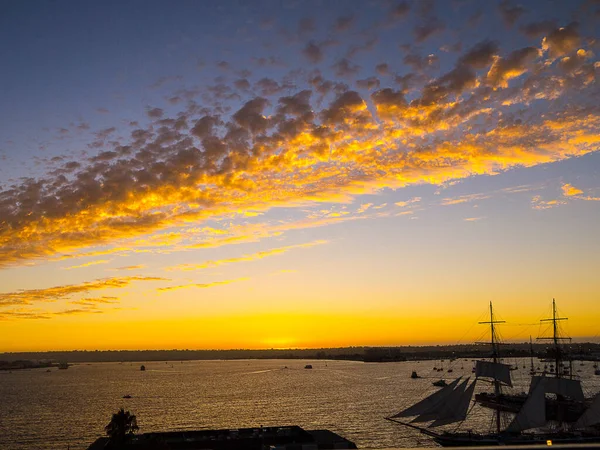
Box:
0;276;166;308
464;217;485;222
356;203;373;213
62;259;111;270
111;264;147;271
561;183;583;197
0;35;599;269
166;240;327;272
157;277;249;292
394;197;421;207
531;195;566;210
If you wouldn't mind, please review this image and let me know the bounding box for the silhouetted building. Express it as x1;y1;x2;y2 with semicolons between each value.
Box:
87;425;356;450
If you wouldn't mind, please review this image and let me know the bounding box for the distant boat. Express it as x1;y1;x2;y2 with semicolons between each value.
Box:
304;364;312;369
123;395;132;399
410;371;420;379
432;379;447;387
595;369;600;376
58;362;69;370
140;365;146;371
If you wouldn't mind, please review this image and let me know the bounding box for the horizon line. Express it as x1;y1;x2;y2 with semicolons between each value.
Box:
3;338;600;355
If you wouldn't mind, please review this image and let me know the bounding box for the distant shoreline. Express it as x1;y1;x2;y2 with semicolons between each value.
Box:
2;342;600;364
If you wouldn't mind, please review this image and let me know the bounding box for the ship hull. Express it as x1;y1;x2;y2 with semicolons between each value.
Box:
475;392;588;422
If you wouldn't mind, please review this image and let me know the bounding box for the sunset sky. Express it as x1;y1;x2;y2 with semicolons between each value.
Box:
1;0;599;352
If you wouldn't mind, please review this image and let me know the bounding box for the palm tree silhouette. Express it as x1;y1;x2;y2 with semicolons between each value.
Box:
105;408;139;444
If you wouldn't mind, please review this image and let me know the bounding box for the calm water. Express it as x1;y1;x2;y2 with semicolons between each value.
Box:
1;358;599;449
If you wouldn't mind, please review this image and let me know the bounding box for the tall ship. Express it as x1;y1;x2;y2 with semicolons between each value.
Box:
386;300;600;446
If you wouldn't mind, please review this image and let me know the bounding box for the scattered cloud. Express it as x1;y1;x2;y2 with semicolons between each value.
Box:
70;296;119;306
531;195;566;210
498;0;527;28
0;276;166;308
542;23;580;58
53;308;104;316
562;183;583;197
112;264;147;271
166;240;327;272
335;15;354;32
414;18;445;43
303;41;323;63
62;259;111;270
1;27;599;271
146;107;164;119
394;197;421;207
441;193;492;206
560;183;600;201
357;203;373;213
157;277;249;292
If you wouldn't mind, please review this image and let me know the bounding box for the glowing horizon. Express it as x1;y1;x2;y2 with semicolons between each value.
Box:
1;0;600;352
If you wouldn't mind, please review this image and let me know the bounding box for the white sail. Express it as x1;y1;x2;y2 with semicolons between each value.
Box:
475;360;513;387
429;379;477;427
507;380;546;432
529;376;584;401
412;378;470;423
391;377;462;418
575;394;600;428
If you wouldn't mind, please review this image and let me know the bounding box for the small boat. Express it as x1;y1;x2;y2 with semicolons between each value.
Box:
432;379;447;387
140;365;146;371
304;364;312;369
447;368;453;373
595;369;600;376
410;371;420;379
58;362;69;370
123;395;132;399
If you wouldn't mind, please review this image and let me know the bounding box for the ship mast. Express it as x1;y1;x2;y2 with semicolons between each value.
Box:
538;299;570;379
479;301;505;434
529;335;535;375
538;298;571;427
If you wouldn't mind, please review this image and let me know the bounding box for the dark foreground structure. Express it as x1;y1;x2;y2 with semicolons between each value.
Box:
87;425;357;450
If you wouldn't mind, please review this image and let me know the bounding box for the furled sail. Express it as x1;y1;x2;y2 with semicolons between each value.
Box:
529;376;584;401
391;377;462;418
475;360;512;387
412;377;471;423
429;379;477;427
575;394;600;428
506;380;546;432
